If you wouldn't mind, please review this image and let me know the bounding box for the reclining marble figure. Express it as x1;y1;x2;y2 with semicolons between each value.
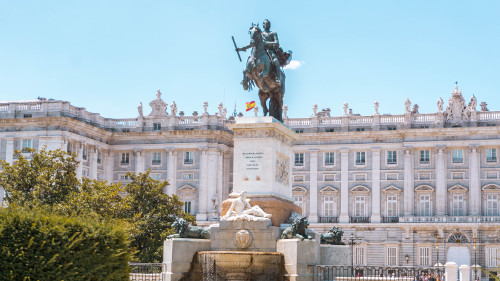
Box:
221;191;272;221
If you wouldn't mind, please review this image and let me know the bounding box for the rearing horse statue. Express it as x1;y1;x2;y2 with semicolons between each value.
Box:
237;24;285;122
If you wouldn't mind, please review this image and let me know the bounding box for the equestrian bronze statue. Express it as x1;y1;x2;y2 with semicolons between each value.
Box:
233;19;292;122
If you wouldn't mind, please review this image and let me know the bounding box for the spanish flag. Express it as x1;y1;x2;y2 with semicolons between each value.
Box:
246;101;256;112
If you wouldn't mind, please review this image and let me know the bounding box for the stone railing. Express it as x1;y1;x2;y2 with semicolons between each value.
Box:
0;100;231;132
2;99;500;132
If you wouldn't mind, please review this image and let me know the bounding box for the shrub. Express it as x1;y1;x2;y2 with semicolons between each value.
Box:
0;207;131;281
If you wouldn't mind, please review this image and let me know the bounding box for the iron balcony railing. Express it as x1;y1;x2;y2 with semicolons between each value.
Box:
129;263;163;281
320;217;339;223
350;217;370;223
381;217;399;223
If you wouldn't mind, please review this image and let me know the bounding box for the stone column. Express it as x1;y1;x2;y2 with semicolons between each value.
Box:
216;151;224;214
309;150;319;223
196;149;208;221
222;151;231;201
89;146;98;180
339;148;350;223
206;149;218;219
104;150;114;182
403;147;414;216
134;150;144;174
166;149;177;196
75;142;83;179
469;145;481;216
371;147;381;222
436;146;447;216
5;138;15;164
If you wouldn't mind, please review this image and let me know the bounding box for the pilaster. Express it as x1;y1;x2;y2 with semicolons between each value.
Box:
403;146;414;216
436;146;447;216
196;148;209;221
308;149;319;223
104;150;114;182
339;148;350;223
75;142;83;179
469;145;481;216
371;147;381;223
166;148;177;196
89;146;98;180
134;149;144;174
5;138;15;165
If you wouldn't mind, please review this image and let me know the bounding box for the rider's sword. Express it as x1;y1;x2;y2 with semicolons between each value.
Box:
231;36;242;62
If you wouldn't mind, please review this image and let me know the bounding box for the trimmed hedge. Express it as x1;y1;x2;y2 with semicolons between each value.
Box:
0;207;131;281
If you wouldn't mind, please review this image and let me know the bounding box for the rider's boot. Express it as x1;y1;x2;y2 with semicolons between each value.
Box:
273;59;282;86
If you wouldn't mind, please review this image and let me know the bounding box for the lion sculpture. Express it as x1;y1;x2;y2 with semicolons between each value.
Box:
167;218;210;239
320;226;345;245
281;216;312;240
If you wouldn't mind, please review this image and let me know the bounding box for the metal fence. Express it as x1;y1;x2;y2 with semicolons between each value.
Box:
313;266;446;281
129;263;164;281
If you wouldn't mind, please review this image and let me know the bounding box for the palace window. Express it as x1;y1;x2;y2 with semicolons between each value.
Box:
82;146;87;160
420;150;430;164
453;149;463;164
67;142;72;154
150;174;161;180
294;153;304;166
184;201;192;214
119;174;130;180
386;247;398;266
325;152;335;166
418;247;431;266
487;247;500;267
387;151;397;165
386;195;398;218
419;194;432;216
153;123;161;131
487;148;497;162
152;152;161;165
121;152;130;165
354;246;366;265
323;196;335;217
22;139;32;151
293;196;304;215
355;151;366;165
487;195;499;216
184;151;194;164
97;150;101;164
354;196;366;217
452;194;464;216
182;173;194;180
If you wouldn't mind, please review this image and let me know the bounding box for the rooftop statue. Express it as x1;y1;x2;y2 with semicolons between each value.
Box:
221;191;272;222
233;19;292;122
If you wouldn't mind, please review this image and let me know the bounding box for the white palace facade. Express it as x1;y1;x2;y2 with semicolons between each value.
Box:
1;86;499;272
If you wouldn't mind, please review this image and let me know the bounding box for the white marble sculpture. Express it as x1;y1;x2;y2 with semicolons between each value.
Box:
221;191;271;222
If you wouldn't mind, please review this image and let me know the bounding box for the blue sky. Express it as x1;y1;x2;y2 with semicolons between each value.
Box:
1;1;499;118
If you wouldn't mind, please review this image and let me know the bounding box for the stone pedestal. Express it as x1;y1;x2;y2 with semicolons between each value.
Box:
320;245;351;266
224;117;300;226
445;262;458;281
162;238;211;281
210;220;279;252
277;239;320;281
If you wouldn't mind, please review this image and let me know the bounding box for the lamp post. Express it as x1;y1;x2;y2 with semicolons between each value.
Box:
474;236;477;281
344;232;358;276
436;235;439;266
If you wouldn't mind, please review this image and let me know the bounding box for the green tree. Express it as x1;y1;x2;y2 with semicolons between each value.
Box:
0;148;194;263
0;148;79;207
124;171;195;262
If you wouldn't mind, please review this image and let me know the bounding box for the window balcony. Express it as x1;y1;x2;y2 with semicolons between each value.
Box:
400;216;500;223
381;216;399;223
350;217;370;223
319;217;338;223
